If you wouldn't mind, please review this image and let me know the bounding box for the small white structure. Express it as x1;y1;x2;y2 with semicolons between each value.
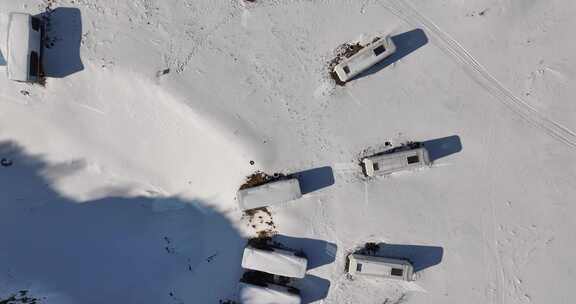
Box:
237;178;302;211
333;36;396;83
6;12;43;82
362;147;430;177
241;245;308;278
347;254;414;281
238;282;301;304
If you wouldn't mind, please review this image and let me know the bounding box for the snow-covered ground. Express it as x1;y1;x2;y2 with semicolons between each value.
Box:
1;0;576;303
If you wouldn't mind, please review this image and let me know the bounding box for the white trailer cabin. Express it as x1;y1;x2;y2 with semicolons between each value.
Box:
362;147;430;177
333;36;396;83
241;245;308;278
238;282;301;304
237;178;302;211
347;254;414;281
6;12;43;82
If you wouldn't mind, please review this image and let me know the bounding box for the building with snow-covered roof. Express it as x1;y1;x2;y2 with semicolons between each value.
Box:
347;254;414;281
241;245;308;278
237;178;302;211
238;282;301;304
6;12;43;82
333;36;396;83
361;147;430;177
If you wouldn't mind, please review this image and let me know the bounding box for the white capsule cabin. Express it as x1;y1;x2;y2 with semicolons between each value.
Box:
333;36;396;83
347;254;414;281
237;178;302;211
6;12;43;82
241;245;308;278
362;147;430;177
238;282;301;304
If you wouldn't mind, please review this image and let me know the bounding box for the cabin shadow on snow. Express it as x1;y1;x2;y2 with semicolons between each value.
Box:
294;274;331;304
289;166;335;195
360;243;444;272
352;28;429;81
35;7;84;78
272;234;338;270
422;135;463;162
0;141;245;304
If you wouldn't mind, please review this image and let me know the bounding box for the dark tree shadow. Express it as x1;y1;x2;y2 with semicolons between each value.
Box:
0;141;245;304
422;135;463;162
351;28;429;81
293;275;331;304
357;243;443;272
289;166;335;195
35;7;84;78
272;234;338;270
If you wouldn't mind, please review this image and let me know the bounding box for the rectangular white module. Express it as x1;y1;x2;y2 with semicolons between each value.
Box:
333;36;396;83
362;147;430;177
241;246;308;278
238;282;301;304
7;12;43;82
347;254;414;281
237;178;302;210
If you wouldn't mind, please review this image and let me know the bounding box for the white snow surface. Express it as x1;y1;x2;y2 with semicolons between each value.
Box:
1;0;576;303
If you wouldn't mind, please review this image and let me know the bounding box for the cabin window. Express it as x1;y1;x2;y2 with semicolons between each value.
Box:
29;51;39;77
407;155;419;164
373;163;380;171
356;263;363;272
391;268;403;276
31;17;41;31
343;66;350;74
373;45;386;56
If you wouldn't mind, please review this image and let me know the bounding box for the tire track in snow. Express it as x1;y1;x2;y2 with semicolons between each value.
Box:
484;117;505;304
381;0;576;149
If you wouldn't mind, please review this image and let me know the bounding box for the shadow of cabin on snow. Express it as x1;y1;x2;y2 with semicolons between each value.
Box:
271;234;338;270
422;135;463;162
351;28;429;82
294;274;331;304
0;141;245;303
34;7;84;78
289;166;335;195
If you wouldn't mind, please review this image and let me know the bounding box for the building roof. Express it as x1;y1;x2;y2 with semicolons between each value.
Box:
7;12;41;81
237;178;302;210
241;246;308;278
238;282;301;304
364;147;430;176
350;254;414;280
